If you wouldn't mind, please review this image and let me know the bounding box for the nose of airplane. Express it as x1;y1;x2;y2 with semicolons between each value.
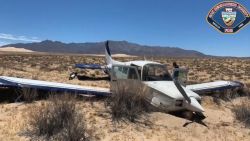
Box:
183;97;204;112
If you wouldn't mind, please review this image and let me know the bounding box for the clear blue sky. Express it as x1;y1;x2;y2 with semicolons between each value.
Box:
0;0;249;57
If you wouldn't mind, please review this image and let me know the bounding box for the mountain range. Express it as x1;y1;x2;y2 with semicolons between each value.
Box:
1;40;206;57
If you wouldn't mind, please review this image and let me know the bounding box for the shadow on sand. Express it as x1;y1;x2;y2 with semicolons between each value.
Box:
76;75;110;81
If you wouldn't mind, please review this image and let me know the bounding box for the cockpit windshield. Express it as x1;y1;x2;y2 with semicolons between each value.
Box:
142;64;172;81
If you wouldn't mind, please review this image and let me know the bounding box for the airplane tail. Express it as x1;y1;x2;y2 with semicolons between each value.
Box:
105;41;113;65
105;41;123;66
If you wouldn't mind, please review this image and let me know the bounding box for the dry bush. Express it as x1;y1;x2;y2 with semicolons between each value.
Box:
211;91;230;105
237;86;250;97
220;89;240;100
107;80;151;123
233;100;250;128
26;94;90;141
243;83;250;95
212;88;245;105
21;88;38;103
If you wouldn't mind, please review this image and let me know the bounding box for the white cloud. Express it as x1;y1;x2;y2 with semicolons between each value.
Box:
0;33;41;42
0;41;10;46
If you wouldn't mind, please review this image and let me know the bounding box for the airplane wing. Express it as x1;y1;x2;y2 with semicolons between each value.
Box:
0;76;111;96
185;81;243;93
75;64;105;69
0;81;11;87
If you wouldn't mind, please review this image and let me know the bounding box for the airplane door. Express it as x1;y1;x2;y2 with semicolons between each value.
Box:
110;65;141;95
111;65;140;81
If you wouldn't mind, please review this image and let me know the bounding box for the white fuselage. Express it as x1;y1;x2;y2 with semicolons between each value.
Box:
109;59;204;112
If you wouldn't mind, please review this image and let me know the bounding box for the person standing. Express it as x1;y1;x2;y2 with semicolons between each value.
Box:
172;62;179;81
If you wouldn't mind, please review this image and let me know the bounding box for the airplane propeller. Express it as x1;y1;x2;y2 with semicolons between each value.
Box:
173;79;191;103
174;79;205;113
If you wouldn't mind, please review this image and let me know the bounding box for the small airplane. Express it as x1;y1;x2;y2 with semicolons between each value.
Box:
0;41;243;119
69;41;243;115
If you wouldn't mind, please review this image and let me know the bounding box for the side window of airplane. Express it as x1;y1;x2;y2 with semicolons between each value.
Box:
128;68;139;80
112;65;140;80
113;66;128;79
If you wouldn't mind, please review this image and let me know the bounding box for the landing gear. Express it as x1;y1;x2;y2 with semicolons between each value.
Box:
182;111;206;120
193;112;206;121
69;72;78;80
182;111;208;127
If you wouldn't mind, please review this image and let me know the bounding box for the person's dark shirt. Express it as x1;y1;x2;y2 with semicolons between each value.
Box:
173;65;179;78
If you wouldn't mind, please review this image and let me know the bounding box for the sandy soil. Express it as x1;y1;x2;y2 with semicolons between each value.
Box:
0;97;249;141
0;47;34;52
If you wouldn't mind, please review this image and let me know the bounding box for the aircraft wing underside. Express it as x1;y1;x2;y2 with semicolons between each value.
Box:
75;64;104;69
0;76;111;96
186;81;243;93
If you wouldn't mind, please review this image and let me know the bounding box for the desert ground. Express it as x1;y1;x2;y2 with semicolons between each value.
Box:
0;52;250;141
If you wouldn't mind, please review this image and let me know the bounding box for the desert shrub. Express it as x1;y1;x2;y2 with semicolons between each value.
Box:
21;88;38;103
94;70;100;76
220;89;240;101
91;74;95;77
107;80;151;123
0;68;3;75
26;94;90;141
213;87;246;105
237;86;250;97
233;100;250;128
